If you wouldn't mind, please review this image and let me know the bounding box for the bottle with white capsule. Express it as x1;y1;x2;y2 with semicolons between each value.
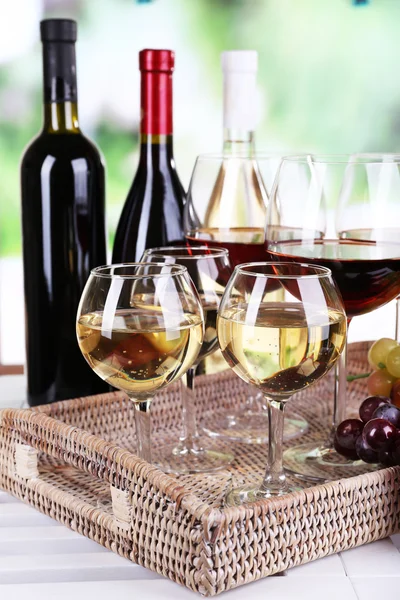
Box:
201;50;268;248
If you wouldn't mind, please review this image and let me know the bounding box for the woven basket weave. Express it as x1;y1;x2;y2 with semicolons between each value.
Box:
0;341;399;595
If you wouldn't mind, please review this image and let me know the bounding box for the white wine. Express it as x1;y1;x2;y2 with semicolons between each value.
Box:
203;158;267;230
131;293;220;365
77;309;203;397
217;303;346;398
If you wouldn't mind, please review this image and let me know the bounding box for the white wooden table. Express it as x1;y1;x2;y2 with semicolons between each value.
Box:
1;376;400;600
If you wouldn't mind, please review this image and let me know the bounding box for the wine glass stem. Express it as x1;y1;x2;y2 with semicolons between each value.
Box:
133;398;152;463
331;320;350;442
260;396;288;494
396;297;400;343
179;366;202;453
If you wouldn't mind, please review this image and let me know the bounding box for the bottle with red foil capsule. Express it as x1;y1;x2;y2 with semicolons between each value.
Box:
112;49;185;262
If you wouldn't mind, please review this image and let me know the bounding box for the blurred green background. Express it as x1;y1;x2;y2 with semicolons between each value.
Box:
0;0;398;362
1;0;399;258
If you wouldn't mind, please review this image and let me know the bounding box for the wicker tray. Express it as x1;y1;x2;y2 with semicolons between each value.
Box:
1;341;399;596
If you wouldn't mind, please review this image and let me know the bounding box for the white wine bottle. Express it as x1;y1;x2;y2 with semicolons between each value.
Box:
204;50;267;241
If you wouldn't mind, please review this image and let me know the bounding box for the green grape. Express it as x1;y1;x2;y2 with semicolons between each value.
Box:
367;369;395;397
386;346;400;378
367;338;399;370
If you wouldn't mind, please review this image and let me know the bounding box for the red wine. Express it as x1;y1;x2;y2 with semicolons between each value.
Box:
112;50;185;263
268;239;400;318
21;19;108;406
187;225;325;268
186;227;265;267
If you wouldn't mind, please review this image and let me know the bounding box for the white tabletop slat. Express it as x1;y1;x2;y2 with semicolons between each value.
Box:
339;538;400;577
0;552;151;585
0;525;108;555
0;491;21;504
0;503;59;527
0;577;361;600
1;376;400;599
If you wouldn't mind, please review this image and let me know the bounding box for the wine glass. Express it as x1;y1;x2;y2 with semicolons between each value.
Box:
76;263;204;464
185;152;310;443
337;153;400;343
218;262;347;504
266;155;400;481
141;246;234;473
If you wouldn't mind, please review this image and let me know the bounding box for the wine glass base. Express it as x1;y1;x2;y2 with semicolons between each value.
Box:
226;481;302;506
153;440;234;475
201;408;308;444
284;442;379;483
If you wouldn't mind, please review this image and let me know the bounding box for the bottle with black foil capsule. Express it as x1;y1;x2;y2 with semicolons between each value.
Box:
112;49;185;262
21;19;108;406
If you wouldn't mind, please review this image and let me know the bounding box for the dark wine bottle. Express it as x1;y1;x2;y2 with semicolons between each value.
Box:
21;19;108;406
112;49;185;262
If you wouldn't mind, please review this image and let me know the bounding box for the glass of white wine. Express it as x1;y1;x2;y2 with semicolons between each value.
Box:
217;262;347;504
76;263;204;464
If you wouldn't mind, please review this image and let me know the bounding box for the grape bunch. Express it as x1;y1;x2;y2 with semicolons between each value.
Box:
366;337;400;404
334;337;400;466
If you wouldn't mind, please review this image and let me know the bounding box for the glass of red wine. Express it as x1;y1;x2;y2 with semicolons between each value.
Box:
141;246;234;473
184;152;310;443
266;155;400;481
337;153;400;343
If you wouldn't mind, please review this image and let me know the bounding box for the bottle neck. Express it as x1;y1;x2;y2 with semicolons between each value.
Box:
223;129;255;155
43;101;80;133
42;40;80;133
222;69;257;153
140;70;173;137
138;134;174;165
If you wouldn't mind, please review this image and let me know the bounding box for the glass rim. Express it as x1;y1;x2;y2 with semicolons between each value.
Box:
281;153;400;165
234;261;333;279
142;245;229;259
194;151;281;161
90;262;188;279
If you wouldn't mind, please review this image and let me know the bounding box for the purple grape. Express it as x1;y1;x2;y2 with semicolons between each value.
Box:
363;418;397;451
334;436;359;460
359;396;390;423
372;404;400;428
378;450;398;467
335;419;364;450
355;436;379;464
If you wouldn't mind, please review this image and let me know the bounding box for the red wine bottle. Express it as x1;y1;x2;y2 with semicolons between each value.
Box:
112;49;185;262
21;19;108;406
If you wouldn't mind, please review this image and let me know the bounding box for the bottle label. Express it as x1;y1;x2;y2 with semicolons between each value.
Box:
140;72;173;135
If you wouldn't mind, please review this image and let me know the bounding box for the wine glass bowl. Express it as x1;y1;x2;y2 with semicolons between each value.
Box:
76;263;204;464
217;262;347;504
184;153;281;267
268;239;400;319
335;154;400;342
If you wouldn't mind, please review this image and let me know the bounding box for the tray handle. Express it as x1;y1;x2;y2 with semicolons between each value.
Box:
1;407;207;525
